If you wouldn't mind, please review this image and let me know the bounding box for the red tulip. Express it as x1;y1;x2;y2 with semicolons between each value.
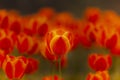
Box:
45;29;73;58
0;14;10;29
23;16;38;36
27;37;40;55
37;7;55;20
16;33;38;54
16;33;29;53
84;7;101;24
25;58;39;74
37;23;48;37
2;55;28;80
88;53;112;71
0;29;15;54
8;12;23;35
86;71;110;80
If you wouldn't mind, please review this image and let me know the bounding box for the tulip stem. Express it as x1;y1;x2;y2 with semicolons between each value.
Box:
58;58;62;78
51;62;55;80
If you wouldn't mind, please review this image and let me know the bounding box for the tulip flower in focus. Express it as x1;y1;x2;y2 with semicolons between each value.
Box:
45;29;73;58
88;53;112;71
86;71;110;80
2;55;28;80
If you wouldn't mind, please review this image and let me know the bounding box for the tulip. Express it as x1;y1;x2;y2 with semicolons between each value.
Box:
16;33;39;54
0;29;16;54
84;7;101;24
2;55;28;80
0;10;9;29
25;58;39;74
45;29;73;58
88;53;112;71
9;14;23;35
37;7;55;20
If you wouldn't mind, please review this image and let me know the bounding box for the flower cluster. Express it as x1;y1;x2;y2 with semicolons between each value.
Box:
0;7;77;80
0;7;120;80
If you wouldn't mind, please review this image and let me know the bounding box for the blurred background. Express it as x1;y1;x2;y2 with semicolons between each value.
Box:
0;0;120;80
0;0;120;16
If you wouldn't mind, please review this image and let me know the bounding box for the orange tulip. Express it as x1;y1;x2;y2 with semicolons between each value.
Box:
16;33;29;53
88;53;112;71
86;71;110;80
45;29;73;58
0;29;16;54
0;10;9;29
84;7;101;24
9;12;23;35
2;55;28;80
37;7;55;20
16;33;40;54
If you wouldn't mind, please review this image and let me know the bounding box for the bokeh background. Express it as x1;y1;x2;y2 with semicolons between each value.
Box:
1;0;120;16
0;0;120;80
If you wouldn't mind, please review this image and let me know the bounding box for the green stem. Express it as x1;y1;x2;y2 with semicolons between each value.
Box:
58;58;62;78
51;62;55;80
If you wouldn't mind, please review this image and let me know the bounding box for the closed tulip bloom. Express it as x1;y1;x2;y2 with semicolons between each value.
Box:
88;53;112;71
45;29;73;58
25;58;39;74
2;55;28;80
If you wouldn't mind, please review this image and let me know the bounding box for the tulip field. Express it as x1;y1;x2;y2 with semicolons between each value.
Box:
0;7;120;80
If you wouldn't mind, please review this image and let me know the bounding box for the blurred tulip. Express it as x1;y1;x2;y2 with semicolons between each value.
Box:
23;16;38;36
37;7;55;20
0;29;15;54
0;10;9;29
84;7;101;24
9;12;23;35
16;33;29;53
86;71;110;80
2;55;28;80
37;22;49;37
25;58;39;74
88;53;112;71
